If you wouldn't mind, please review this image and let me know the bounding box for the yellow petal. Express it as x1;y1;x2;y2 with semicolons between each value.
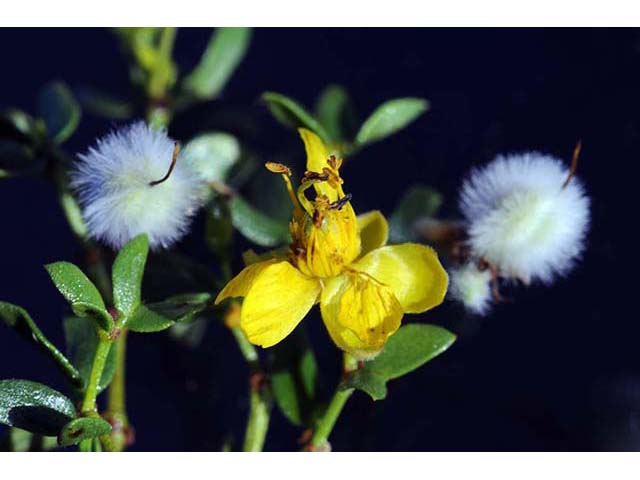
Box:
241;261;321;348
357;210;389;257
298;128;336;201
214;259;278;304
353;243;448;314
320;272;402;358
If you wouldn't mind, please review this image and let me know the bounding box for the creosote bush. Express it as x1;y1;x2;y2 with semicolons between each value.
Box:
0;28;590;452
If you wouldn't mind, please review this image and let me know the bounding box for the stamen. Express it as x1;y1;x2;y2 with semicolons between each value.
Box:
327;193;352;211
265;162;300;214
149;142;180;186
562;140;581;189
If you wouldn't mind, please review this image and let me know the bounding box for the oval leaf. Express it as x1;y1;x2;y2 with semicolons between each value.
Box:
0;380;75;436
342;324;456;401
355;97;428;147
45;262;112;331
58;416;112;447
113;234;149;319
183;132;241;183
183;27;252;100
230;195;290;247
126;305;174;333
37;81;81;144
261;92;330;142
315;84;360;143
146;293;212;324
0;302;82;387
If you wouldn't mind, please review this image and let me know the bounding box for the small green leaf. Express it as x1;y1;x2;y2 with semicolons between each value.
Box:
230;195;290;248
341;324;456;401
340;369;387;401
355;97;428;147
58;416;112;447
113;234;149;319
75;86;134;120
270;330;320;426
261;92;330;142
388;185;443;243
44;262;112;332
183;27;252;100
37;81;81;144
315;84;360;143
0;380;76;436
126;305;174;333
0;302;82;387
146;293;212;324
63;317;117;394
183;132;241;183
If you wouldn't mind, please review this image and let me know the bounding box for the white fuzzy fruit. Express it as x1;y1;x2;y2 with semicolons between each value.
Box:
71;121;204;250
459;152;590;284
449;263;493;315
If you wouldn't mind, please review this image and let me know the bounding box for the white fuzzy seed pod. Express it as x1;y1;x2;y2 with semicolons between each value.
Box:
459;152;590;284
449;263;493;315
71;121;204;250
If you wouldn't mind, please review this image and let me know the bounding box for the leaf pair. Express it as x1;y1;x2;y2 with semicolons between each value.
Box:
262;88;428;153
0;379;111;447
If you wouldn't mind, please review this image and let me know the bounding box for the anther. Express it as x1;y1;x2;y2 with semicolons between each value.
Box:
328;193;352;211
149;142;179;186
303;171;330;182
562;140;581;189
265;161;291;176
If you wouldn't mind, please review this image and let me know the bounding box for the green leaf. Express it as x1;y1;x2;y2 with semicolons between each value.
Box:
0;380;76;436
315;84;360;143
341;324;456;401
230;195;290;248
388;185;443;243
112;234;149;319
63;317;117;394
270;330;319;426
58;416;112;447
44;262;112;332
355;97;428;147
261;92;330;142
183;132;241;183
37;81;81;144
0;302;82;387
183;27;252;100
146;293;212;324
75;86;134;120
126;305;174;333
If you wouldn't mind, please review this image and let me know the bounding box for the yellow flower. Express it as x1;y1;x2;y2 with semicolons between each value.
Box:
215;128;448;359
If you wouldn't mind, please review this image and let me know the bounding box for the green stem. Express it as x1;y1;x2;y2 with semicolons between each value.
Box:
106;329;130;451
243;387;272;452
230;325;271;452
310;353;357;450
81;337;112;413
310;388;354;450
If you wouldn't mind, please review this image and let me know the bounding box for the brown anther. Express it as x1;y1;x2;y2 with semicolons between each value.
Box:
312;209;324;228
303;170;330;182
149;141;179;186
327;193;352;211
562;140;582;189
327;154;342;170
265;161;291;175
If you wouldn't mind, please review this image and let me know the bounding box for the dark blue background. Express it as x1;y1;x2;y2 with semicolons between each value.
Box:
0;28;635;450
